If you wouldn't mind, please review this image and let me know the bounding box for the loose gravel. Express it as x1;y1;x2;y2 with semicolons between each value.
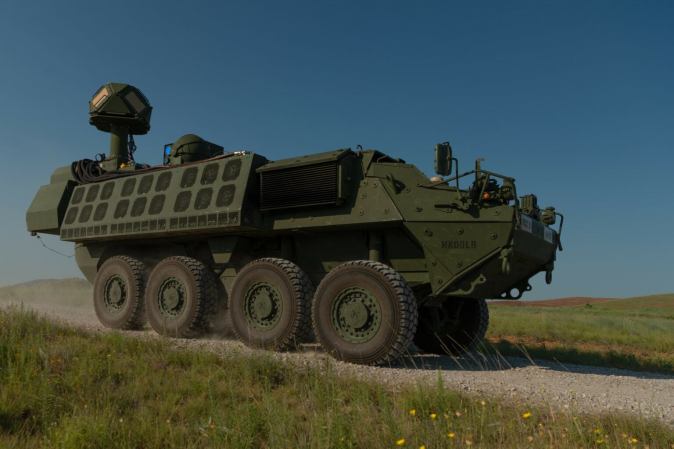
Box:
2;296;673;428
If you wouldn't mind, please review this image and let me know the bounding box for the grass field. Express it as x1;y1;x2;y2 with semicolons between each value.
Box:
0;308;672;449
487;294;674;373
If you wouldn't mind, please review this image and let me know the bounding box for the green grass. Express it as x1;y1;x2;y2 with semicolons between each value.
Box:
487;294;674;373
0;308;672;448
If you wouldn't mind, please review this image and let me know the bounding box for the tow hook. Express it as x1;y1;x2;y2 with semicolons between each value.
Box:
499;247;513;275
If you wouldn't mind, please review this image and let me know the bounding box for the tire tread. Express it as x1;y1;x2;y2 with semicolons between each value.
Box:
94;255;147;330
231;258;314;351
312;260;418;366
146;256;216;338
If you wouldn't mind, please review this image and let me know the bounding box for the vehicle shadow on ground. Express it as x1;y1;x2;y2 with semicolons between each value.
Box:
389;351;674;380
292;341;673;380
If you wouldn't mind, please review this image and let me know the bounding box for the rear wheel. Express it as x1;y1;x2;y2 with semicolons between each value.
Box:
312;260;418;366
230;258;313;351
145;256;216;338
414;298;489;355
93;255;147;330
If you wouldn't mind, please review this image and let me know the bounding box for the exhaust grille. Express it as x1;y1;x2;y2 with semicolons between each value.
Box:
260;162;339;211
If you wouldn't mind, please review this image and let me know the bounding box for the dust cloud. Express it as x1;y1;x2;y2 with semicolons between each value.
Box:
0;278;235;337
0;278;97;324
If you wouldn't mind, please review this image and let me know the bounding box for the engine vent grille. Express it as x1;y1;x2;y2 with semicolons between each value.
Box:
260;162;339;211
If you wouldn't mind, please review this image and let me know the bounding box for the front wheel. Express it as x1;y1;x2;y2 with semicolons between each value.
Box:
312;261;418;366
414;298;489;355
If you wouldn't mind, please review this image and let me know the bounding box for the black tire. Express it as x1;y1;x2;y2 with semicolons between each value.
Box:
414;298;489;355
312;260;418;366
93;255;147;330
230;258;313;351
145;256;216;338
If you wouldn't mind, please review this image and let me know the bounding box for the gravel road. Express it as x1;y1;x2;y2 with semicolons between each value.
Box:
2;285;673;428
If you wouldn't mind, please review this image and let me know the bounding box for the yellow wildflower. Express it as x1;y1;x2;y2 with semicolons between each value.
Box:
447;432;456;439
521;411;532;419
430;413;437;420
419;446;426;449
409;409;416;417
480;400;486;406
395;438;406;446
596;438;605;444
629;437;638;445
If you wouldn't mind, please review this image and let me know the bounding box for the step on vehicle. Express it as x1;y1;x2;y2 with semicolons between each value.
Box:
26;83;563;365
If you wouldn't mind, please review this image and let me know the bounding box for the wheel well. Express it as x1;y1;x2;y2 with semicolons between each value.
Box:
95;241;219;274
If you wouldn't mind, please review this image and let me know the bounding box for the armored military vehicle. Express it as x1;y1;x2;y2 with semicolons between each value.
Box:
26;83;563;365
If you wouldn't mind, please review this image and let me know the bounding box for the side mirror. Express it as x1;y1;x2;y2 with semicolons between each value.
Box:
434;142;453;176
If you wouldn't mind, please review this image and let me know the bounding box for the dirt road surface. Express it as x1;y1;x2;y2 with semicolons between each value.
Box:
2;279;672;427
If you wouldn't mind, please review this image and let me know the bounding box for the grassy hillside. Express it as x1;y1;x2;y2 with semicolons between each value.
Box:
1;308;672;449
0;278;90;307
487;294;674;373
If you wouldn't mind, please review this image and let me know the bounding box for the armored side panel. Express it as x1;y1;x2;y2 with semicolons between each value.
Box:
26;166;77;235
260;150;403;231
365;161;556;298
59;153;266;242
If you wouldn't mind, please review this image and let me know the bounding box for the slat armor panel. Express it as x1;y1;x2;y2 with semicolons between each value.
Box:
59;154;257;241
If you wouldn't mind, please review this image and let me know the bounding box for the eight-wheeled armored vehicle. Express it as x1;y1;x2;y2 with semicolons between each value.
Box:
26;83;563;365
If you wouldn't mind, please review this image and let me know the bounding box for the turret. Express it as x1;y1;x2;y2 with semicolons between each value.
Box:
88;83;152;171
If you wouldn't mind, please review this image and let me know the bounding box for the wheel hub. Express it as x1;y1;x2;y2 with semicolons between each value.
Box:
103;275;127;311
162;287;180;309
331;287;381;343
342;301;369;328
244;282;282;329
158;277;186;318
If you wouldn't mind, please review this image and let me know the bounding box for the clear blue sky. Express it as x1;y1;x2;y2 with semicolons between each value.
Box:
1;1;672;299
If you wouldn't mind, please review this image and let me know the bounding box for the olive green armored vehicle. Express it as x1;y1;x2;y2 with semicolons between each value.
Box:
26;83;563;365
